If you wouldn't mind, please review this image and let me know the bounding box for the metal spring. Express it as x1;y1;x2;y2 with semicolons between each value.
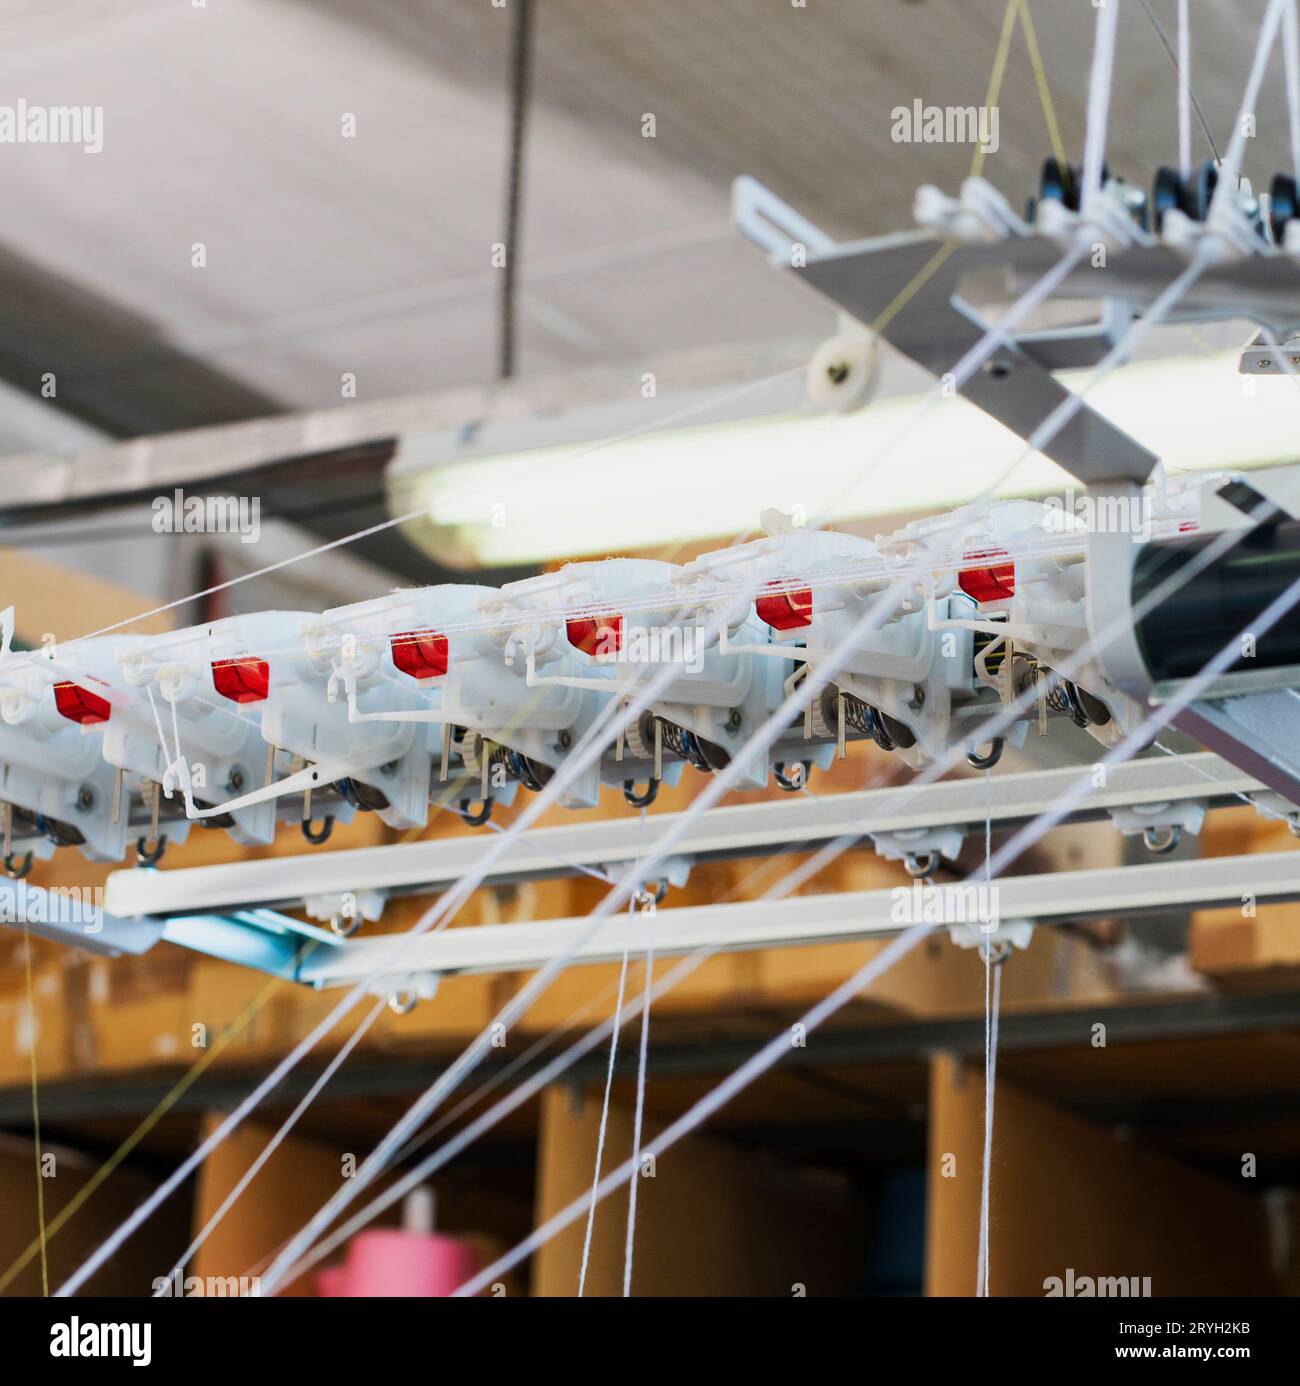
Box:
841;693;895;752
507;750;552;793
657;720;713;772
1043;670;1089;728
1014;659;1090;729
972;629;1007;677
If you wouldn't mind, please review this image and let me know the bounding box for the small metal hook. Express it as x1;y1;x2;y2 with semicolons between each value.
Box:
4;850;33;880
329;911;360;938
1142;823;1181;856
638;878;669;907
966;738;1004;771
301;815;335;845
458;798;494;827
904;851;940;880
981;937;1013;966
623;778;659;809
774;761;811;792
135;835;167;867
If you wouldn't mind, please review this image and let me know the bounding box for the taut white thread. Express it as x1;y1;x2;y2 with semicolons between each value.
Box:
622;856;656;1297
1082;0;1123;215
578;811;643;1295
977;954;1004;1297
1284;0;1300;183
1178;0;1192;178
158;995;387;1293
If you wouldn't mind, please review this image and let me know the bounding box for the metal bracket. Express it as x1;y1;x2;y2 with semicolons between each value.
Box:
735;176;1300;486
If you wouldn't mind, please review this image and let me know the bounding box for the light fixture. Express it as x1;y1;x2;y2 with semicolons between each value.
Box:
395;351;1300;568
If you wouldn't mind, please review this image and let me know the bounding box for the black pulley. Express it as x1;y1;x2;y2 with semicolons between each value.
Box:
1152;166;1184;232
1132;518;1300;682
1039;157;1082;212
1271;171;1298;243
1152;159;1218;232
1191;159;1218;220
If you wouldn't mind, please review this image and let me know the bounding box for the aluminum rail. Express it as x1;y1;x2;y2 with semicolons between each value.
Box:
0;883;164;958
297;848;1300;986
104;752;1264;920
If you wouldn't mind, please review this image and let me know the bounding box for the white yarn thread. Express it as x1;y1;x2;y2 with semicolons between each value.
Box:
578;811;643;1294
1284;0;1300;184
622;874;657;1297
577;902;634;1295
1082;0;1123;215
977;954;1004;1297
157;995;387;1293
1219;0;1290;194
1178;0;1192;178
976;766;997;1298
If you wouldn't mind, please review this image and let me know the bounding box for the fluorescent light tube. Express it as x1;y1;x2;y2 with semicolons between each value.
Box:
400;351;1300;567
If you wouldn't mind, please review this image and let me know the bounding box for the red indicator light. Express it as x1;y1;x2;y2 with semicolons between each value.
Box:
756;585;813;631
566;614;623;656
53;681;112;725
212;657;270;703
390;629;449;681
958;549;1016;604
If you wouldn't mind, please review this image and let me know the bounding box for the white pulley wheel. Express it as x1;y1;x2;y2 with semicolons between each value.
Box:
806;332;879;412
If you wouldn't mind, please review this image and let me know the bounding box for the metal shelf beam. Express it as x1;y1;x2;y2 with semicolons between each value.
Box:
6;986;1300;1126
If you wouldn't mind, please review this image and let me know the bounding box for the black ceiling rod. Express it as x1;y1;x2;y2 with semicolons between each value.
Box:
498;0;536;382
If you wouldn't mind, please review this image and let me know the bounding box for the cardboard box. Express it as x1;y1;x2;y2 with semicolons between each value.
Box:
0;958;74;1086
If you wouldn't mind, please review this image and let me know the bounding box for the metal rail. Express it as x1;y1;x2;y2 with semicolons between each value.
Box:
297;848;1300;987
105;752;1263;920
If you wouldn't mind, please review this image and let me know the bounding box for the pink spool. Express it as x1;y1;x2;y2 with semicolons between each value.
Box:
342;1228;478;1297
315;1264;350;1298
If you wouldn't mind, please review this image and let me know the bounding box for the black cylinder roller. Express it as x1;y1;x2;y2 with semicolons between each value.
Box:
1133;519;1300;682
1271;171;1298;243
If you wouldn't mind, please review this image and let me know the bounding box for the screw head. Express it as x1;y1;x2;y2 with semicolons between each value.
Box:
76;785;95;811
726;708;743;732
557;730;572;750
910;684;926;710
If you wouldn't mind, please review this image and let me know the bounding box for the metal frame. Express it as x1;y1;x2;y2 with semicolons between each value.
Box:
734;176;1300;486
104;752;1264;920
297;848;1300;988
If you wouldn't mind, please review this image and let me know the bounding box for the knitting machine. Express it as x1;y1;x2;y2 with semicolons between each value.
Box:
0;476;1239;864
8;151;1300;986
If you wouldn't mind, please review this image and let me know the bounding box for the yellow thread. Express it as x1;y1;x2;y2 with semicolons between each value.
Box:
1016;0;1071;180
20;925;48;1296
870;239;959;340
970;0;1021;182
0;973;284;1295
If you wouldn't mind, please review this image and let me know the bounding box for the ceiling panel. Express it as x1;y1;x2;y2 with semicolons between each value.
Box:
0;0;1286;440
